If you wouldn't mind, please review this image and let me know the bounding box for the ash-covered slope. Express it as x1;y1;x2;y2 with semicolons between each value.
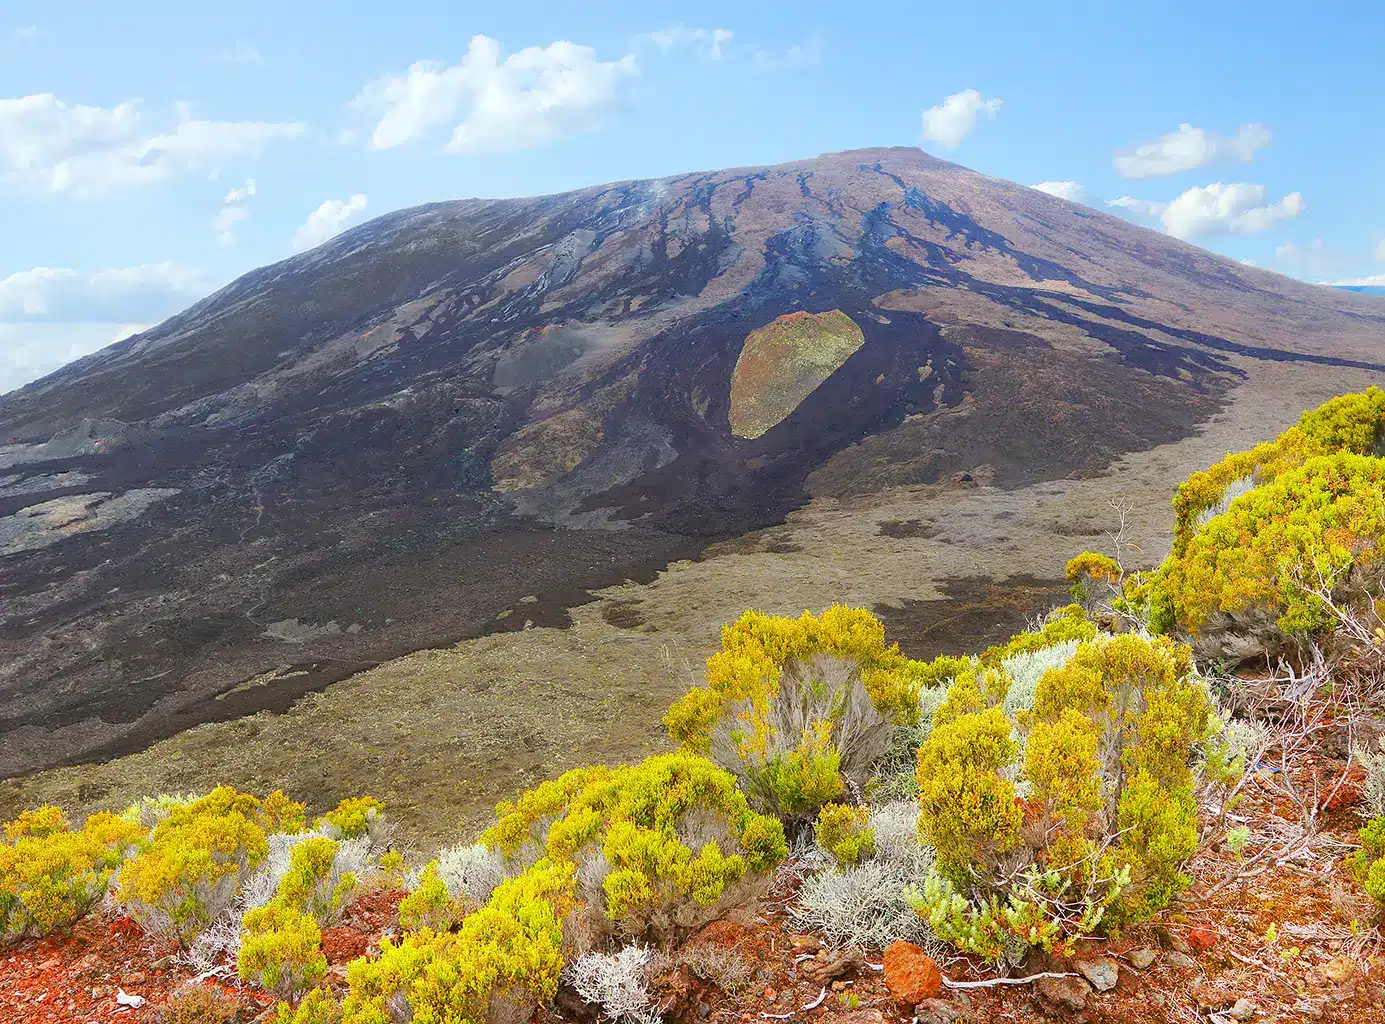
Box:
2;146;1383;779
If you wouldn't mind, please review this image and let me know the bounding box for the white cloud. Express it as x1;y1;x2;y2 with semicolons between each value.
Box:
0;263;209;321
1330;274;1385;287
0;323;155;394
9;25;41;45
751;34;823;71
1108;183;1305;240
0;94;305;196
1031;180;1085;202
215;177;256;246
1375;238;1385;264
1159;182;1304;240
1113;122;1271;179
1107;196;1169;217
292;194;368;252
0;266;204;393
920;89;1002;149
352;35;638;154
212;42;262;65
646;25;733;59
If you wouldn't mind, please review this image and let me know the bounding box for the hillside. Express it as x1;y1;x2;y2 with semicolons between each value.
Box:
2;146;1384;810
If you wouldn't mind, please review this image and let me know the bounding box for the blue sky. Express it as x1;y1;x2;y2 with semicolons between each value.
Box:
2;0;1382;393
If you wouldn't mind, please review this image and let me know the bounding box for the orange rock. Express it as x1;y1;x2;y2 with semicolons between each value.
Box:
882;941;943;1005
1187;925;1218;952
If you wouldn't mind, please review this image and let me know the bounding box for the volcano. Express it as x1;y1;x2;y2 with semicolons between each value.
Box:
3;146;1384;784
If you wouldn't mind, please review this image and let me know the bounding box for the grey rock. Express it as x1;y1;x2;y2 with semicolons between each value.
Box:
1035;974;1090;1015
1074;958;1119;992
1127;947;1157;970
1165;951;1197;969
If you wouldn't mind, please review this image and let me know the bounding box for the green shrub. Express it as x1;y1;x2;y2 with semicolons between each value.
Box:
1349;814;1385;906
814;804;875;867
276;987;342;1024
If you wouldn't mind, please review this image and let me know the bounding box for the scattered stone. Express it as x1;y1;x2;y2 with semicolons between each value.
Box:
831;1010;888;1024
914;998;964;1023
1319;957;1354;982
1228;997;1256;1020
882;941;943;1005
802;949;865;984
1035;973;1091;1016
1165;951;1197;969
1127;947;1157;970
1074;958;1119;992
790;933;822;953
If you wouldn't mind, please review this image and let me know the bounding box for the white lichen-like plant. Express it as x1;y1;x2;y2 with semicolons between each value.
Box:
565;944;665;1024
435;842;507;906
794;800;940;951
1000;639;1081;718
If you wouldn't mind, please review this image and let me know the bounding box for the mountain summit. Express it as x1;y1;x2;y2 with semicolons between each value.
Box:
2;146;1383;780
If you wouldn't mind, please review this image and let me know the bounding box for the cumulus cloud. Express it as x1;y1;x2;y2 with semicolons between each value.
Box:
0;263;209;321
1107;183;1304;240
920;89;1002;149
352;35;638;154
1031;181;1085;202
751;34;823;71
646;25;733;59
1331;274;1385;287
9;25;41;45
0;94;304;196
292;194;368;252
214;178;256;246
1114;122;1271;179
1160;183;1304;240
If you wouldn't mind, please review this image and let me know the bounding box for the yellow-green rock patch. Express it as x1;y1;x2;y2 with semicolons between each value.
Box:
728;310;865;439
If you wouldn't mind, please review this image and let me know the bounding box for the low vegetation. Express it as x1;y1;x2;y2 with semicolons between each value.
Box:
4;389;1385;1022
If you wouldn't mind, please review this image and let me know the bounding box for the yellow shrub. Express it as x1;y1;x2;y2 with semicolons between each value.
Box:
665;606;931;749
480;752;784;938
116;786;291;945
914;630;1212;957
276;837;358;924
1170;386;1385;556
1161;453;1385;639
277;987;342;1024
1;809;144;946
318;797;384;840
341;859;573;1024
397;862;463;933
238;900;327;999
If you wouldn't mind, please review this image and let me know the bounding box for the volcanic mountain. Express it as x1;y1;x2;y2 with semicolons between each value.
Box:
3;146;1384;792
